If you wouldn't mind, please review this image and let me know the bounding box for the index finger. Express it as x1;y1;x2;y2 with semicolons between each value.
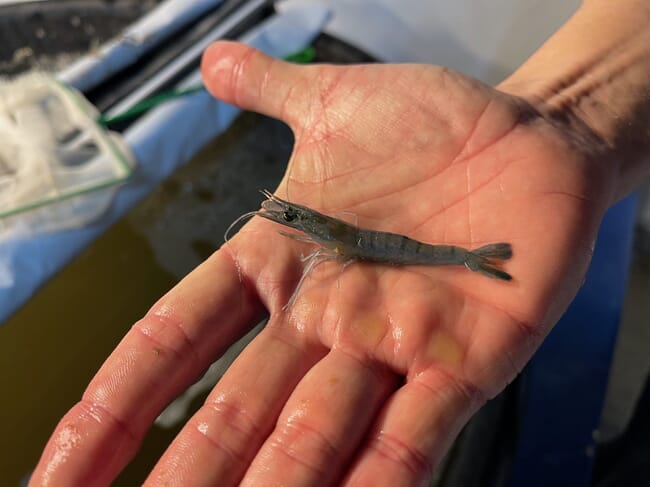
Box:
29;248;264;486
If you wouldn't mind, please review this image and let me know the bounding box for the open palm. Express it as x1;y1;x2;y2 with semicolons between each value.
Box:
31;42;610;486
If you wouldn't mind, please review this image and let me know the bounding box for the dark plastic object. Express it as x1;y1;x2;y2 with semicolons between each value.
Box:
87;0;274;113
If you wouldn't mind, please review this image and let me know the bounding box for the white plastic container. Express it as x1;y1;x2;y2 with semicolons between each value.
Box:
0;73;134;233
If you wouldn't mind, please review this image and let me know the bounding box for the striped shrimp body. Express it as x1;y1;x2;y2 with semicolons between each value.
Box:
227;190;512;307
347;228;512;279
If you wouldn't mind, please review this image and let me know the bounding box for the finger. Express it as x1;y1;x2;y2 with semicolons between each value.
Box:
240;347;398;487
201;41;317;126
145;324;327;486
30;249;264;487
343;368;484;487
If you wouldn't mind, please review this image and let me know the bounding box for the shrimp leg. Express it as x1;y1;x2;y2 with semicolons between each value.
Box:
285;248;342;309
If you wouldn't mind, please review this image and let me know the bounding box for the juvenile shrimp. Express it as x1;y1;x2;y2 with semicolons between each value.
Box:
226;190;513;307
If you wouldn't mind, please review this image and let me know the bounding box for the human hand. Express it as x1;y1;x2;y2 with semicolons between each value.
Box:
31;41;614;486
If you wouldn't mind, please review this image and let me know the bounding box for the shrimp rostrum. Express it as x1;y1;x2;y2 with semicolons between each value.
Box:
227;190;512;306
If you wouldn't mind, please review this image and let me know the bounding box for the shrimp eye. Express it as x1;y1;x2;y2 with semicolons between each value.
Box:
282;210;297;222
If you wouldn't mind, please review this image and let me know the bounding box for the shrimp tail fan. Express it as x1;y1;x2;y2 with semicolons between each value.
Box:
464;243;513;281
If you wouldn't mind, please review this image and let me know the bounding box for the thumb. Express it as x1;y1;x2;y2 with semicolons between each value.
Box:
201;41;309;126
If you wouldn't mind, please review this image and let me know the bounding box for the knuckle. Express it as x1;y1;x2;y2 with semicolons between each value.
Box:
367;431;432;478
191;394;265;464
415;367;486;411
269;418;340;475
231;45;258;107
135;307;202;366
78;398;139;444
207;395;263;440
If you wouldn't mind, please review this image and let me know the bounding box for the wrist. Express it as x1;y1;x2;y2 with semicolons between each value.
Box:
499;1;650;203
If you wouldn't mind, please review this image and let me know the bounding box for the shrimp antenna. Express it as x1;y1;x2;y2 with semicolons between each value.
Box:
224;210;259;242
260;189;275;200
